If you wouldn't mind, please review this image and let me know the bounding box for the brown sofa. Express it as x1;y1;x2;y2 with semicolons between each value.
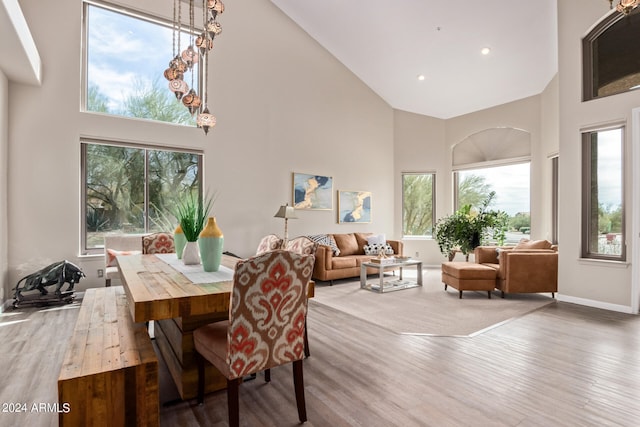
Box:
474;239;558;297
311;233;403;283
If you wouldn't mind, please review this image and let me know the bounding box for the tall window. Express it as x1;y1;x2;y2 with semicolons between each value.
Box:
402;173;435;237
455;163;531;244
581;127;625;260
81;141;203;254
83;1;198;125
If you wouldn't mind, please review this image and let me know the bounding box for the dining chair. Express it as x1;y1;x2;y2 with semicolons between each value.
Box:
142;232;175;254
285;235;318;357
255;233;283;254
193;250;315;427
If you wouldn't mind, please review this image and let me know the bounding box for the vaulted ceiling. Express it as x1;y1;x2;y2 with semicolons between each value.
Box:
270;0;558;119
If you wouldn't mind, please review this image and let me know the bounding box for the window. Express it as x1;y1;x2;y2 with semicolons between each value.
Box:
581;127;625;260
83;1;198;125
81;141;203;254
455;163;531;244
402;173;435;237
583;8;640;101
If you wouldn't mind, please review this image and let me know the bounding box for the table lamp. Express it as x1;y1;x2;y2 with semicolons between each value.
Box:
274;203;297;247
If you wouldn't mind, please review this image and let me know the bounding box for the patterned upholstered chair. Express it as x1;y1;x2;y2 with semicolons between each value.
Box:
285;236;319;256
142;232;175;254
193;250;315;427
255;234;283;254
285;235;318;357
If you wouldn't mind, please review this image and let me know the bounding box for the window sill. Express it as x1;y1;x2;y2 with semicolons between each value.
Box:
577;257;629;269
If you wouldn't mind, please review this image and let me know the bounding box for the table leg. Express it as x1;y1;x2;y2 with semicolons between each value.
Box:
417;262;423;286
378;266;384;293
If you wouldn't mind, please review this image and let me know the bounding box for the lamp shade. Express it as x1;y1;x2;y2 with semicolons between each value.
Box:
274;204;297;219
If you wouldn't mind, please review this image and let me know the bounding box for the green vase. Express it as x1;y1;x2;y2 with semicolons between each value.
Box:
198;217;224;272
174;224;187;259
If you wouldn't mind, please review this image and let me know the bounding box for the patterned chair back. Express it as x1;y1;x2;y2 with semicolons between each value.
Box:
286;236;319;256
226;250;315;379
142;232;175;254
255;234;283;254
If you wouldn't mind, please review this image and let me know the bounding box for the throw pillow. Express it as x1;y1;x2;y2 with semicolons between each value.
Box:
514;239;552;250
307;234;340;256
363;243;394;256
106;249;142;267
366;233;386;245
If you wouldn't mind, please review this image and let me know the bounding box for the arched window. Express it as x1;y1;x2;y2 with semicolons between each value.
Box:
583;8;640;101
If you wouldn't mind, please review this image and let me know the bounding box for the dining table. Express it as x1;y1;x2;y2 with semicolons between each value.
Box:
116;253;314;400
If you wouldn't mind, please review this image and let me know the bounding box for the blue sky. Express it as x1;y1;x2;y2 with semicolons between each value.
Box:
87;5;198;111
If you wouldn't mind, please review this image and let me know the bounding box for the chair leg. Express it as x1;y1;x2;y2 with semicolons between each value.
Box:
292;360;307;423
459;290;463;299
227;378;241;427
264;369;271;382
105;278;111;287
196;351;205;405
303;319;311;358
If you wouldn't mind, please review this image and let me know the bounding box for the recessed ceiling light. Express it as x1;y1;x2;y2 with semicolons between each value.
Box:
481;47;491;55
417;74;425;81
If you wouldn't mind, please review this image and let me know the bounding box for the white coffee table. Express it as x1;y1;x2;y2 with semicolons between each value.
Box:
360;259;423;293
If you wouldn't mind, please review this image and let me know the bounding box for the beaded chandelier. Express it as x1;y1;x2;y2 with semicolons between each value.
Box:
164;0;225;135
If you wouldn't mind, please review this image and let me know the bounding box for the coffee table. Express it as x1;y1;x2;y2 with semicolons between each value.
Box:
360;259;423;293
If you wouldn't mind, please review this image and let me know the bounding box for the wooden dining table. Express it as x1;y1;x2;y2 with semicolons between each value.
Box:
117;253;314;401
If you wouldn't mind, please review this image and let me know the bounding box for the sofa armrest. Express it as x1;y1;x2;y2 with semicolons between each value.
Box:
388;240;403;256
314;244;333;271
500;250;558;292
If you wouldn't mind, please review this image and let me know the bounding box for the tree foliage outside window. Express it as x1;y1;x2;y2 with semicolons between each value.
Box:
455;163;531;244
85;3;197;126
402;173;435;237
82;142;202;252
581;127;625;260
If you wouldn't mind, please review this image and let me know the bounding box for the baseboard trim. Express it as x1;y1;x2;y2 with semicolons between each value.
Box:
556;293;635;314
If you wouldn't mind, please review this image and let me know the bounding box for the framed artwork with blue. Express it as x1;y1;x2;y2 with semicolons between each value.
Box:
338;190;371;223
292;173;333;210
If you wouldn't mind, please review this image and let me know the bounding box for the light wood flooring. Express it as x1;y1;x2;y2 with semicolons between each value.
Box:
1;287;640;426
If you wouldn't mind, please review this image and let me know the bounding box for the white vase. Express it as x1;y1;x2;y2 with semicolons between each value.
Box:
182;241;201;265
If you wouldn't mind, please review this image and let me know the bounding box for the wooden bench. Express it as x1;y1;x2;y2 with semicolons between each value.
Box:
58;286;159;426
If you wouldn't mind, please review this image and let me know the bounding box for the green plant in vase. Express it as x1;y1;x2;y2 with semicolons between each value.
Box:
434;191;508;261
175;191;215;265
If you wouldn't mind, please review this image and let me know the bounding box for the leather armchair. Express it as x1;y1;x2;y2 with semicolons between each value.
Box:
474;245;558;298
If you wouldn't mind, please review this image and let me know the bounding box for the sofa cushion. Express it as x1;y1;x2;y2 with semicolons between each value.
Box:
363;243;394;256
308;234;340;256
333;233;359;256
354;233;373;254
514;239;552;250
332;257;357;269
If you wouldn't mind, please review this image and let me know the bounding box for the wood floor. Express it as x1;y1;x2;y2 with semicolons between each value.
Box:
1;289;640;426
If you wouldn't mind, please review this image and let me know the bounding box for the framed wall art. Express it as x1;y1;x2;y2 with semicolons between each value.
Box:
292;172;333;210
338;190;371;223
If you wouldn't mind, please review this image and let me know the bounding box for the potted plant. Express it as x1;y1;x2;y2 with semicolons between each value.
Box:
434;192;508;261
174;191;215;265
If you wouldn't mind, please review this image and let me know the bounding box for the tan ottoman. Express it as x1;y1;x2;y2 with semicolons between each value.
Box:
441;262;497;299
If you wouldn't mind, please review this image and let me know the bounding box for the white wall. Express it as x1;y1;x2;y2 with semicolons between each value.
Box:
0;70;8;305
6;0;395;293
557;1;640;312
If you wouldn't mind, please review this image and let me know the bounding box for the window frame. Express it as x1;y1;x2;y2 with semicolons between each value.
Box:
81;0;203;125
580;125;626;261
582;8;640;102
401;172;436;239
80;138;204;255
